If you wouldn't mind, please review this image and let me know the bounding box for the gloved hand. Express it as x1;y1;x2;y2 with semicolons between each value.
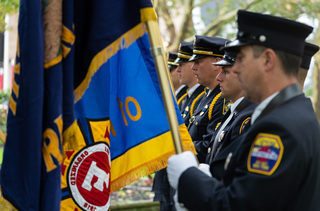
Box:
167;151;198;189
198;163;212;177
173;191;188;211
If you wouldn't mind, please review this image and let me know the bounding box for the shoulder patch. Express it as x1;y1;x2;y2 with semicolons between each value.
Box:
239;117;251;134
247;133;283;176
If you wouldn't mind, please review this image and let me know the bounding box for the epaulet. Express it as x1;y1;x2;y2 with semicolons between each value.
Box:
208;92;221;120
190;91;206;116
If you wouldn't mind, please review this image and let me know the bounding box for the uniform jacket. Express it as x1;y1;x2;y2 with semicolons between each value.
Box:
189;85;230;162
176;85;188;103
177;83;320;211
180;85;205;127
205;98;256;180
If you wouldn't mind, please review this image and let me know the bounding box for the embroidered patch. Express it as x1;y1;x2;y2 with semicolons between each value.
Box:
247;133;283;176
239;117;251;134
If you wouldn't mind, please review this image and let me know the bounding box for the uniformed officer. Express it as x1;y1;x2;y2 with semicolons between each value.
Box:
198;43;257;181
298;42;319;90
167;10;320;211
167;52;188;100
187;35;231;162
175;41;205;126
152;51;188;211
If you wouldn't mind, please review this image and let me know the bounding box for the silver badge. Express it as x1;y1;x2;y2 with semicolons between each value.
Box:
218;131;225;142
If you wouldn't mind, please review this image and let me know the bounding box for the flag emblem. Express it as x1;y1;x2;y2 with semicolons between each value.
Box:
68;142;111;211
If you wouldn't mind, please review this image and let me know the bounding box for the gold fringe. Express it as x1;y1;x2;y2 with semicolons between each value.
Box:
208;92;221;120
0;188;18;211
140;8;157;23
74;23;147;103
110;142;195;193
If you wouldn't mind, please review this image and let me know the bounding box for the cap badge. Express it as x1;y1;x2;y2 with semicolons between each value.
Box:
259;35;266;42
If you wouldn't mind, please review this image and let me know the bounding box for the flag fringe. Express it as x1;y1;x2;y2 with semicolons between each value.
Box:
110;142;196;193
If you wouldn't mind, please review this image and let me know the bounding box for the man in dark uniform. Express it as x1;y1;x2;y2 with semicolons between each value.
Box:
167;52;188;100
167;10;320;211
152;44;205;211
298;42;319;90
175;41;205;127
152;51;188;211
198;44;257;181
188;35;230;163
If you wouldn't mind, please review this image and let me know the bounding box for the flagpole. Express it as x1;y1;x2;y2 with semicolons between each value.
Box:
143;13;183;154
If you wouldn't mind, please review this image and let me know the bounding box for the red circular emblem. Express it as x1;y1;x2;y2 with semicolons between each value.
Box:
68;142;111;210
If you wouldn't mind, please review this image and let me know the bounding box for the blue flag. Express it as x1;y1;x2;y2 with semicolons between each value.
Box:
0;0;195;210
60;0;194;210
0;0;76;210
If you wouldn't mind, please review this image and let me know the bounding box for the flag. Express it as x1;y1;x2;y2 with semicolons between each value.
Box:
0;0;77;210
60;0;195;210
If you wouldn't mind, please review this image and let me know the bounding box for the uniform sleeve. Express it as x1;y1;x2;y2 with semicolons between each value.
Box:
177;120;306;211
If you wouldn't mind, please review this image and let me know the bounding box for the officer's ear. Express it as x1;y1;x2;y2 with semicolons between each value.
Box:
261;48;276;73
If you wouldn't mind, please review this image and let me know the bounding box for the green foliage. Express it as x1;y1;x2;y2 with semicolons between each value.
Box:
0;89;10;133
0;88;10;104
0;0;19;32
305;88;313;97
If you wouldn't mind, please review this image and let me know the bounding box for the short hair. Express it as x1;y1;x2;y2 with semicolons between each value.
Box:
251;45;301;77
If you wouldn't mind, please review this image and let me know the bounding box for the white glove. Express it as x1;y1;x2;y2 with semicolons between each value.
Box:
198;163;212;177
173;191;188;211
167;151;198;189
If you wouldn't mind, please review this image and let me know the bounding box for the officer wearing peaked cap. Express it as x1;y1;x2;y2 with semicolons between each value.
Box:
152;52;188;211
175;41;205;127
298;42;319;90
167;10;320;211
201;42;257;181
187;35;231;163
167;52;188;100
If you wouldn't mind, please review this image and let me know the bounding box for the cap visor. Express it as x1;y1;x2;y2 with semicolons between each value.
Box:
174;57;189;63
220;39;250;51
212;60;233;66
189;54;207;61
